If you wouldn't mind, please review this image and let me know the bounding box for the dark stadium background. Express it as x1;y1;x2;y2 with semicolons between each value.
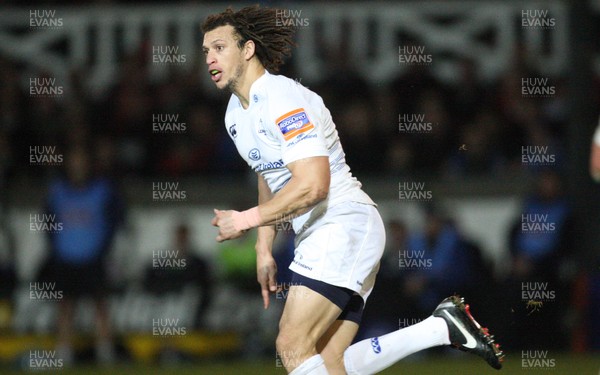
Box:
0;0;599;374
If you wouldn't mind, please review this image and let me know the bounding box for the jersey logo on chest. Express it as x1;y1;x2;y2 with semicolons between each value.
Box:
248;148;261;161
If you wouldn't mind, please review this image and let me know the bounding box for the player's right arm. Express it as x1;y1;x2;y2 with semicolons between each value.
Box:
256;173;278;309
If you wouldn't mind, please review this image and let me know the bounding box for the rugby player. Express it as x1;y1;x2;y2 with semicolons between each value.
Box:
203;5;504;374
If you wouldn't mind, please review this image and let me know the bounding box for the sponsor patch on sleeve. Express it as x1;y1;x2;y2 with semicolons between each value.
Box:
276;108;314;141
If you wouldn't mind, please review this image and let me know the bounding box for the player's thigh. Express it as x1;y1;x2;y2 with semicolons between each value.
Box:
278;285;342;349
317;319;359;361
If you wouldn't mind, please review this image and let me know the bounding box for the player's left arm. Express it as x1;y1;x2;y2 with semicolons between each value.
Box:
259;155;330;225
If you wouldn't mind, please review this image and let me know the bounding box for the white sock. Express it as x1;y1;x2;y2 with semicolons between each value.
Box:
343;316;450;375
289;354;329;375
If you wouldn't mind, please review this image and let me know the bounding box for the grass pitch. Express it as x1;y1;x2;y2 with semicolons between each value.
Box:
3;353;599;374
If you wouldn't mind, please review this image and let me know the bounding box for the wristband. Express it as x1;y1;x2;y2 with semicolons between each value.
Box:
231;207;262;232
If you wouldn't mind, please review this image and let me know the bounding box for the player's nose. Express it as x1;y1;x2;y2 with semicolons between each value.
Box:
205;50;216;65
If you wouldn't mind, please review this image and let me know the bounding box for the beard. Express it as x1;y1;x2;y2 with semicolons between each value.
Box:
225;62;244;93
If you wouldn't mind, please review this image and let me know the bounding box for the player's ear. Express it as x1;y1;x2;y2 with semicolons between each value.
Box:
242;39;256;61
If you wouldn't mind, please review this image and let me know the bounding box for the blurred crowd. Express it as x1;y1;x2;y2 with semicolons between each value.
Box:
0;38;575;183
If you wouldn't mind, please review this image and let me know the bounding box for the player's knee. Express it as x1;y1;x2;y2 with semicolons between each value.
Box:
276;329;315;365
276;330;305;354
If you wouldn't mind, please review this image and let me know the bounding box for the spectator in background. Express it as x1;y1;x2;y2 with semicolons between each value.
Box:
502;169;573;350
335;98;385;173
313;20;372;108
497;98;549;171
508;169;571;282
25;73;68;148
523;115;565;173
143;222;212;364
400;207;482;315
445;110;506;177
409;90;454;175
540;78;568;139
448;57;490;126
101;49;153;176
144;223;212;328
391;54;443;116
492;53;565;174
45;145;124;366
155;102;222;177
154;70;189;116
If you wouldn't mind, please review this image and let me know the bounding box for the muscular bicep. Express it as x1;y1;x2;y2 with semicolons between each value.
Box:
286;156;330;197
255;157;330;227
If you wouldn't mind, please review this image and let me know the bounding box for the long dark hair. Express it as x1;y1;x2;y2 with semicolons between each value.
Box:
201;5;296;72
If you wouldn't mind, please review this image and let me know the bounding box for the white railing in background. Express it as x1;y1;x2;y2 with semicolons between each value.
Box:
0;2;575;98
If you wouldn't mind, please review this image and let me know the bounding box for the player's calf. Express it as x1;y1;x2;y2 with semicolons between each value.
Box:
318;320;360;375
321;351;345;375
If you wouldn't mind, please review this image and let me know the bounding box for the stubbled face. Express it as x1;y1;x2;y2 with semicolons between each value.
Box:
203;25;245;92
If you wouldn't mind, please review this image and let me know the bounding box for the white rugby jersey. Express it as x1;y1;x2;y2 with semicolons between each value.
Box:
224;71;374;228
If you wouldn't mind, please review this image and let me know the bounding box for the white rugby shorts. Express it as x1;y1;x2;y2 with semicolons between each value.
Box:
289;201;386;302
